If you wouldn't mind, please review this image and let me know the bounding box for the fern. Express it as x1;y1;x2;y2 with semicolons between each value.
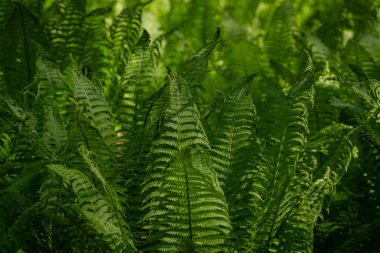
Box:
211;74;261;247
142;71;231;252
0;2;41;98
108;4;142;81
247;52;314;252
181;27;220;112
271;131;355;253
76;7;112;83
35;58;70;108
265;0;298;79
47;164;136;252
72;69;116;150
114;29;155;142
1;1;378;252
45;0;86;67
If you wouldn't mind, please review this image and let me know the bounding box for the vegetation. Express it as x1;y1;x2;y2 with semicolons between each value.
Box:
0;0;379;252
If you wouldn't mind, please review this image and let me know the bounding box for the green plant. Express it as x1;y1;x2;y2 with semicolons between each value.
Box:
1;0;379;252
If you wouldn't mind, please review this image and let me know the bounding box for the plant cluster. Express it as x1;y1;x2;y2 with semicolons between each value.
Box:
0;0;379;252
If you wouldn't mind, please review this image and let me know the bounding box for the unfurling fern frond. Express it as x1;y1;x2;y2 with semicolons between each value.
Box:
142;72;231;252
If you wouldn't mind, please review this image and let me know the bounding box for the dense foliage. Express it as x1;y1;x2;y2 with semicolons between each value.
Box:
1;0;379;252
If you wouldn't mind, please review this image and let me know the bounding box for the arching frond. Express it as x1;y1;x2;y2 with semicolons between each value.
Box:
48;164;136;252
45;0;86;67
0;2;41;98
265;0;298;78
142;72;231;252
181;27;220;109
109;4;142;78
72;69;116;150
248;52;315;252
34;58;71;117
210;73;256;189
209;73;263;249
114;29;155;142
79;7;111;82
270;132;355;253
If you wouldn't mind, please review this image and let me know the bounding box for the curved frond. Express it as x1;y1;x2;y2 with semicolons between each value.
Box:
114;29;155;141
109;4;142;78
265;0;298;78
142;72;231;252
0;2;41;98
45;0;86;67
79;7;111;81
48;164;136;252
249;53;315;251
270;132;356;253
209;75;260;247
181;27;220;106
72;69;116;150
210;73;256;189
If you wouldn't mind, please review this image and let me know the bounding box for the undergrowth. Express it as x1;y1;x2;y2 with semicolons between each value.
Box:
0;0;379;252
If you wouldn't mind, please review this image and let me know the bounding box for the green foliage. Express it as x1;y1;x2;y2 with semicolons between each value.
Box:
141;71;230;252
1;0;379;252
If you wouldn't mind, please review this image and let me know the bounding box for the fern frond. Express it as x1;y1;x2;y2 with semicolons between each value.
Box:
114;30;155;142
270;131;356;253
0;2;41;98
345;40;379;80
42;109;67;157
0;0;13;30
35;58;67;100
210;73;256;189
265;0;298;78
48;164;136;251
72;69;116;150
109;4;142;78
143;147;231;252
181;27;220;107
0;201;44;253
34;58;72;126
78;144;127;229
46;0;86;67
79;7;111;82
0;96;39;160
248;52;314;251
142;72;231;252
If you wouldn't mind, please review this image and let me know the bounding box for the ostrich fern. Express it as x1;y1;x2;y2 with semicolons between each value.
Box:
1;0;379;252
